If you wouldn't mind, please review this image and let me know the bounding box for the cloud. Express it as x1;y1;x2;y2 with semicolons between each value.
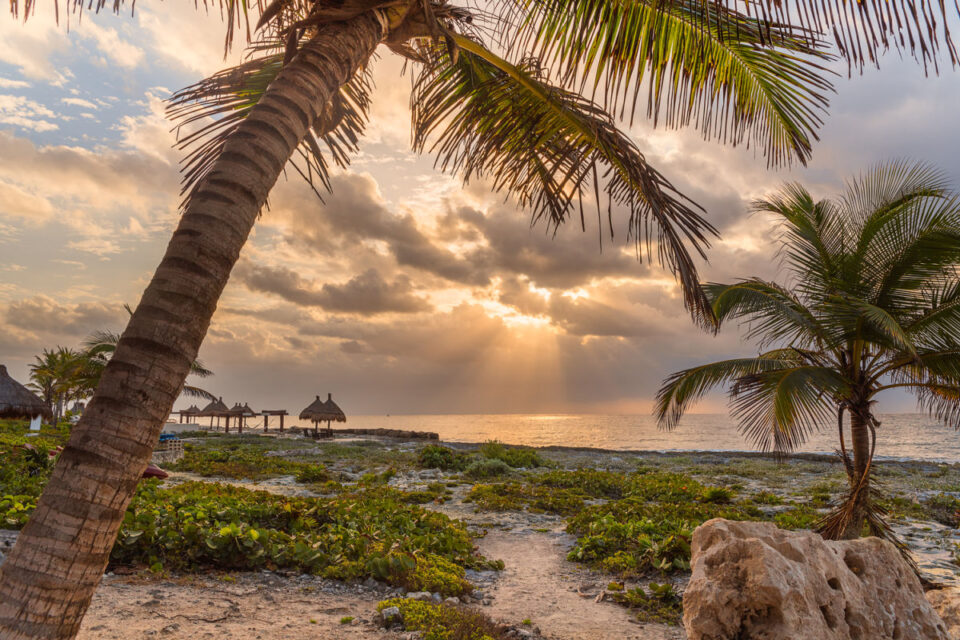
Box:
0;95;59;131
5;295;124;336
0;181;54;221
61;97;98;109
237;262;431;315
0;77;30;89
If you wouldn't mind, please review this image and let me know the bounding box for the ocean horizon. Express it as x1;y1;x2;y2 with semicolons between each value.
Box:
172;412;960;464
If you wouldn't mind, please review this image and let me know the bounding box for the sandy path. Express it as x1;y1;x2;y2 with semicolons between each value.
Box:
475;528;683;640
77;573;401;640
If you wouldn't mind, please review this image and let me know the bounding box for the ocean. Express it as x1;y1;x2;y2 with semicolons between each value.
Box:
199;412;960;464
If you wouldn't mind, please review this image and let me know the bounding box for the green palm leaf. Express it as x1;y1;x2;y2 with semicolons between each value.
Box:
501;0;834;166
730;365;848;454
655;353;801;429
411;36;717;322
167;39;374;207
706;279;829;348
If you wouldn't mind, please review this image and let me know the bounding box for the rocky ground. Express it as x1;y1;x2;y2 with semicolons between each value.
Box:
6;434;960;639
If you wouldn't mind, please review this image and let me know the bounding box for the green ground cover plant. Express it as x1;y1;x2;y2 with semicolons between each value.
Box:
610;582;683;625
110;481;488;594
464;483;584;516
377;598;507;640
479;441;546;469
169;443;329;481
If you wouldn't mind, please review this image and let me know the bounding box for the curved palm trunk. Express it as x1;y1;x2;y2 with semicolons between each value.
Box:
0;14;383;639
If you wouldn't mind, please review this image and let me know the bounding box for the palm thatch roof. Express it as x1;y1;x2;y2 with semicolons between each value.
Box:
229;402;257;417
181;404;201;415
0;364;51;420
299;393;346;423
198;397;229;416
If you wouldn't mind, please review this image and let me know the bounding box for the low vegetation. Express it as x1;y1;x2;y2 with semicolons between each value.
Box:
112;481;486;594
610;582;683;625
377;598;508;640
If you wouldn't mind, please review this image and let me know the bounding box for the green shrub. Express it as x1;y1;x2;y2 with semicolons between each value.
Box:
419;445;470;471
701;486;735;504
464;459;513;480
611;582;682;625
377;598;506;640
479;441;545;469
0;494;37;529
294;465;330;483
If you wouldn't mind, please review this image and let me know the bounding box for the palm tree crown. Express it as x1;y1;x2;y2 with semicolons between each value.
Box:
656;160;960;539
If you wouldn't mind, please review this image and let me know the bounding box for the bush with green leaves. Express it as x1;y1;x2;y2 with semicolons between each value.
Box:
479;441;545;469
611;582;683;625
533;468;628;498
463;458;513;480
418;445;471;471
377;598;507;640
110;481;490;594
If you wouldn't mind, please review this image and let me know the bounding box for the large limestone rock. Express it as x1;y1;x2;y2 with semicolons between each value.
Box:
683;518;951;640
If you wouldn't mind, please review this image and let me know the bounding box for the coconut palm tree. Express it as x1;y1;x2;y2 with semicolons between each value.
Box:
656;160;960;541
1;0;958;635
27;347;89;423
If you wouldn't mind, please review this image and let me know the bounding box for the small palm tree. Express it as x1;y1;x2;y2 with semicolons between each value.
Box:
656;161;960;541
28;347;88;423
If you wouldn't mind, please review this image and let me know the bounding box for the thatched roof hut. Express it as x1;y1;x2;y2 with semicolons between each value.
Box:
299;393;346;437
198;397;229;416
0;364;51;420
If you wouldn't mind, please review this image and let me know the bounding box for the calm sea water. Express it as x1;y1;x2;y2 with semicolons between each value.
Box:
219;413;960;463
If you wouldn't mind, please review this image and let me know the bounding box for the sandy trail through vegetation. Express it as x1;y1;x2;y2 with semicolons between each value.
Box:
77;573;401;640
475;528;681;640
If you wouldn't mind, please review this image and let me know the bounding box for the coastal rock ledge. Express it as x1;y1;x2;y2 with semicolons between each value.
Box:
683;518;951;640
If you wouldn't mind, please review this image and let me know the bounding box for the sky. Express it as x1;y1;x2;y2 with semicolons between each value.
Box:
1;4;959;417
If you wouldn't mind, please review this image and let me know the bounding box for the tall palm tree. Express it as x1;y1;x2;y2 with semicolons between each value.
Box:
1;0;957;635
656;160;960;541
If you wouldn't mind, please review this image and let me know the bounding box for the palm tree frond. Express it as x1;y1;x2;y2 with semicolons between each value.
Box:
501;0;835;166
181;385;218;401
655;354;801;429
707;278;828;347
10;0;262;56
411;36;717;323
730;365;846;454
167;40;374;209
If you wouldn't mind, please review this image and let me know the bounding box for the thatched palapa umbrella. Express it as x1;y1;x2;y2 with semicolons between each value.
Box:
228;402;257;433
299;393;346;438
0;364;51;424
178;404;201;424
198;397;229;429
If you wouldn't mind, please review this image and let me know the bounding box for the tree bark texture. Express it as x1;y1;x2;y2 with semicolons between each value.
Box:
843;407;872;539
0;14;383;639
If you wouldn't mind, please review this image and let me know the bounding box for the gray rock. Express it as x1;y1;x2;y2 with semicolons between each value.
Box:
430;592;443;603
406;591;433;601
443;597;460;606
379;606;402;626
683;519;951;640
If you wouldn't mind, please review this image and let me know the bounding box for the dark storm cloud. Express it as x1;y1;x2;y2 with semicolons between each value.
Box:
236;262;431;315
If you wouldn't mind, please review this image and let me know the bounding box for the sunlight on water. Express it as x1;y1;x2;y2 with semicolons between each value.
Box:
204;412;960;463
